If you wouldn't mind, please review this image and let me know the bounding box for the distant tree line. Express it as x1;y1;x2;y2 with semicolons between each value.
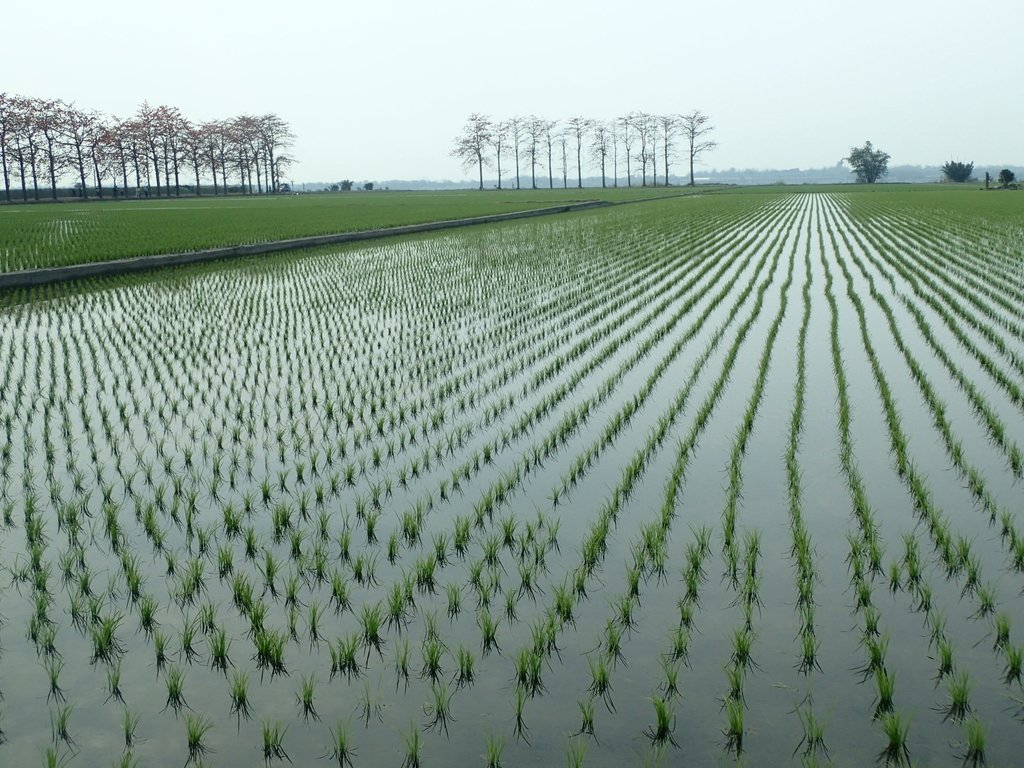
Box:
0;93;295;201
451;111;716;191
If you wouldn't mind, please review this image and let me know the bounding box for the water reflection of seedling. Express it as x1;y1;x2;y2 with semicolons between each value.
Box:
106;658;125;703
513;687;529;744
358;679;385;726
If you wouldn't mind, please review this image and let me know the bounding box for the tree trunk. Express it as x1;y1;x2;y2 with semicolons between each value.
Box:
75;145;88;199
0;141;10;202
576;140;583;189
689;149;695;187
496;147;502;190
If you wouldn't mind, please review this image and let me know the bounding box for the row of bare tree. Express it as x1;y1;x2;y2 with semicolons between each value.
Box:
451;111;716;191
0;94;295;202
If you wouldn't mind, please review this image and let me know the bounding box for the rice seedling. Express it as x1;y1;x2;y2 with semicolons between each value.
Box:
421;636;445;683
480;731;505;768
959;715;987;768
1004;643;1023;686
587;654;615;713
253;628;288;679
479;608;501;655
874;667;896;718
323;719;357;768
164;665;188;714
261;719;290;766
723;697;744;755
41;746;72;768
359;601;385;659
90;611;126;664
942;670;972;722
228;669;253;727
566;737;587;768
401;721;422;768
45;657;65;704
122;706;140;749
643;696;678;747
876;710;911;767
184;713;214;766
295;673;319;722
50;703;75;748
993;612;1011;650
454;644;475;688
330;632;362;682
180;614;202;664
570;696;597;743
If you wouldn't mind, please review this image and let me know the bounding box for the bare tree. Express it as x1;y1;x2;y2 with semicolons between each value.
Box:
589;120;612;188
491;120;508;189
259;113;294;193
450;113;493;190
525;115;546;189
616;116;634;187
508;117;524;190
543;119;558;189
629;111;656;187
565;116;590;189
559;133;568;189
680;109;717;186
657;114;678;186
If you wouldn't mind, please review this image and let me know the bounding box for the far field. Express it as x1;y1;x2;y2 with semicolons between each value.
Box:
0;186;1022;766
0;186;693;272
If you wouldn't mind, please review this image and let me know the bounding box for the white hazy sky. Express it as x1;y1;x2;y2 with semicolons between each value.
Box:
7;0;1021;183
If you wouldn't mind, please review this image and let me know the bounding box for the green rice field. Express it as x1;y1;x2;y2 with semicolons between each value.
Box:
0;187;689;272
0;187;1022;766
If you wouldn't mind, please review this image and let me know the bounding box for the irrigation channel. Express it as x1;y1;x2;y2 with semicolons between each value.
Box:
0;192;1022;766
